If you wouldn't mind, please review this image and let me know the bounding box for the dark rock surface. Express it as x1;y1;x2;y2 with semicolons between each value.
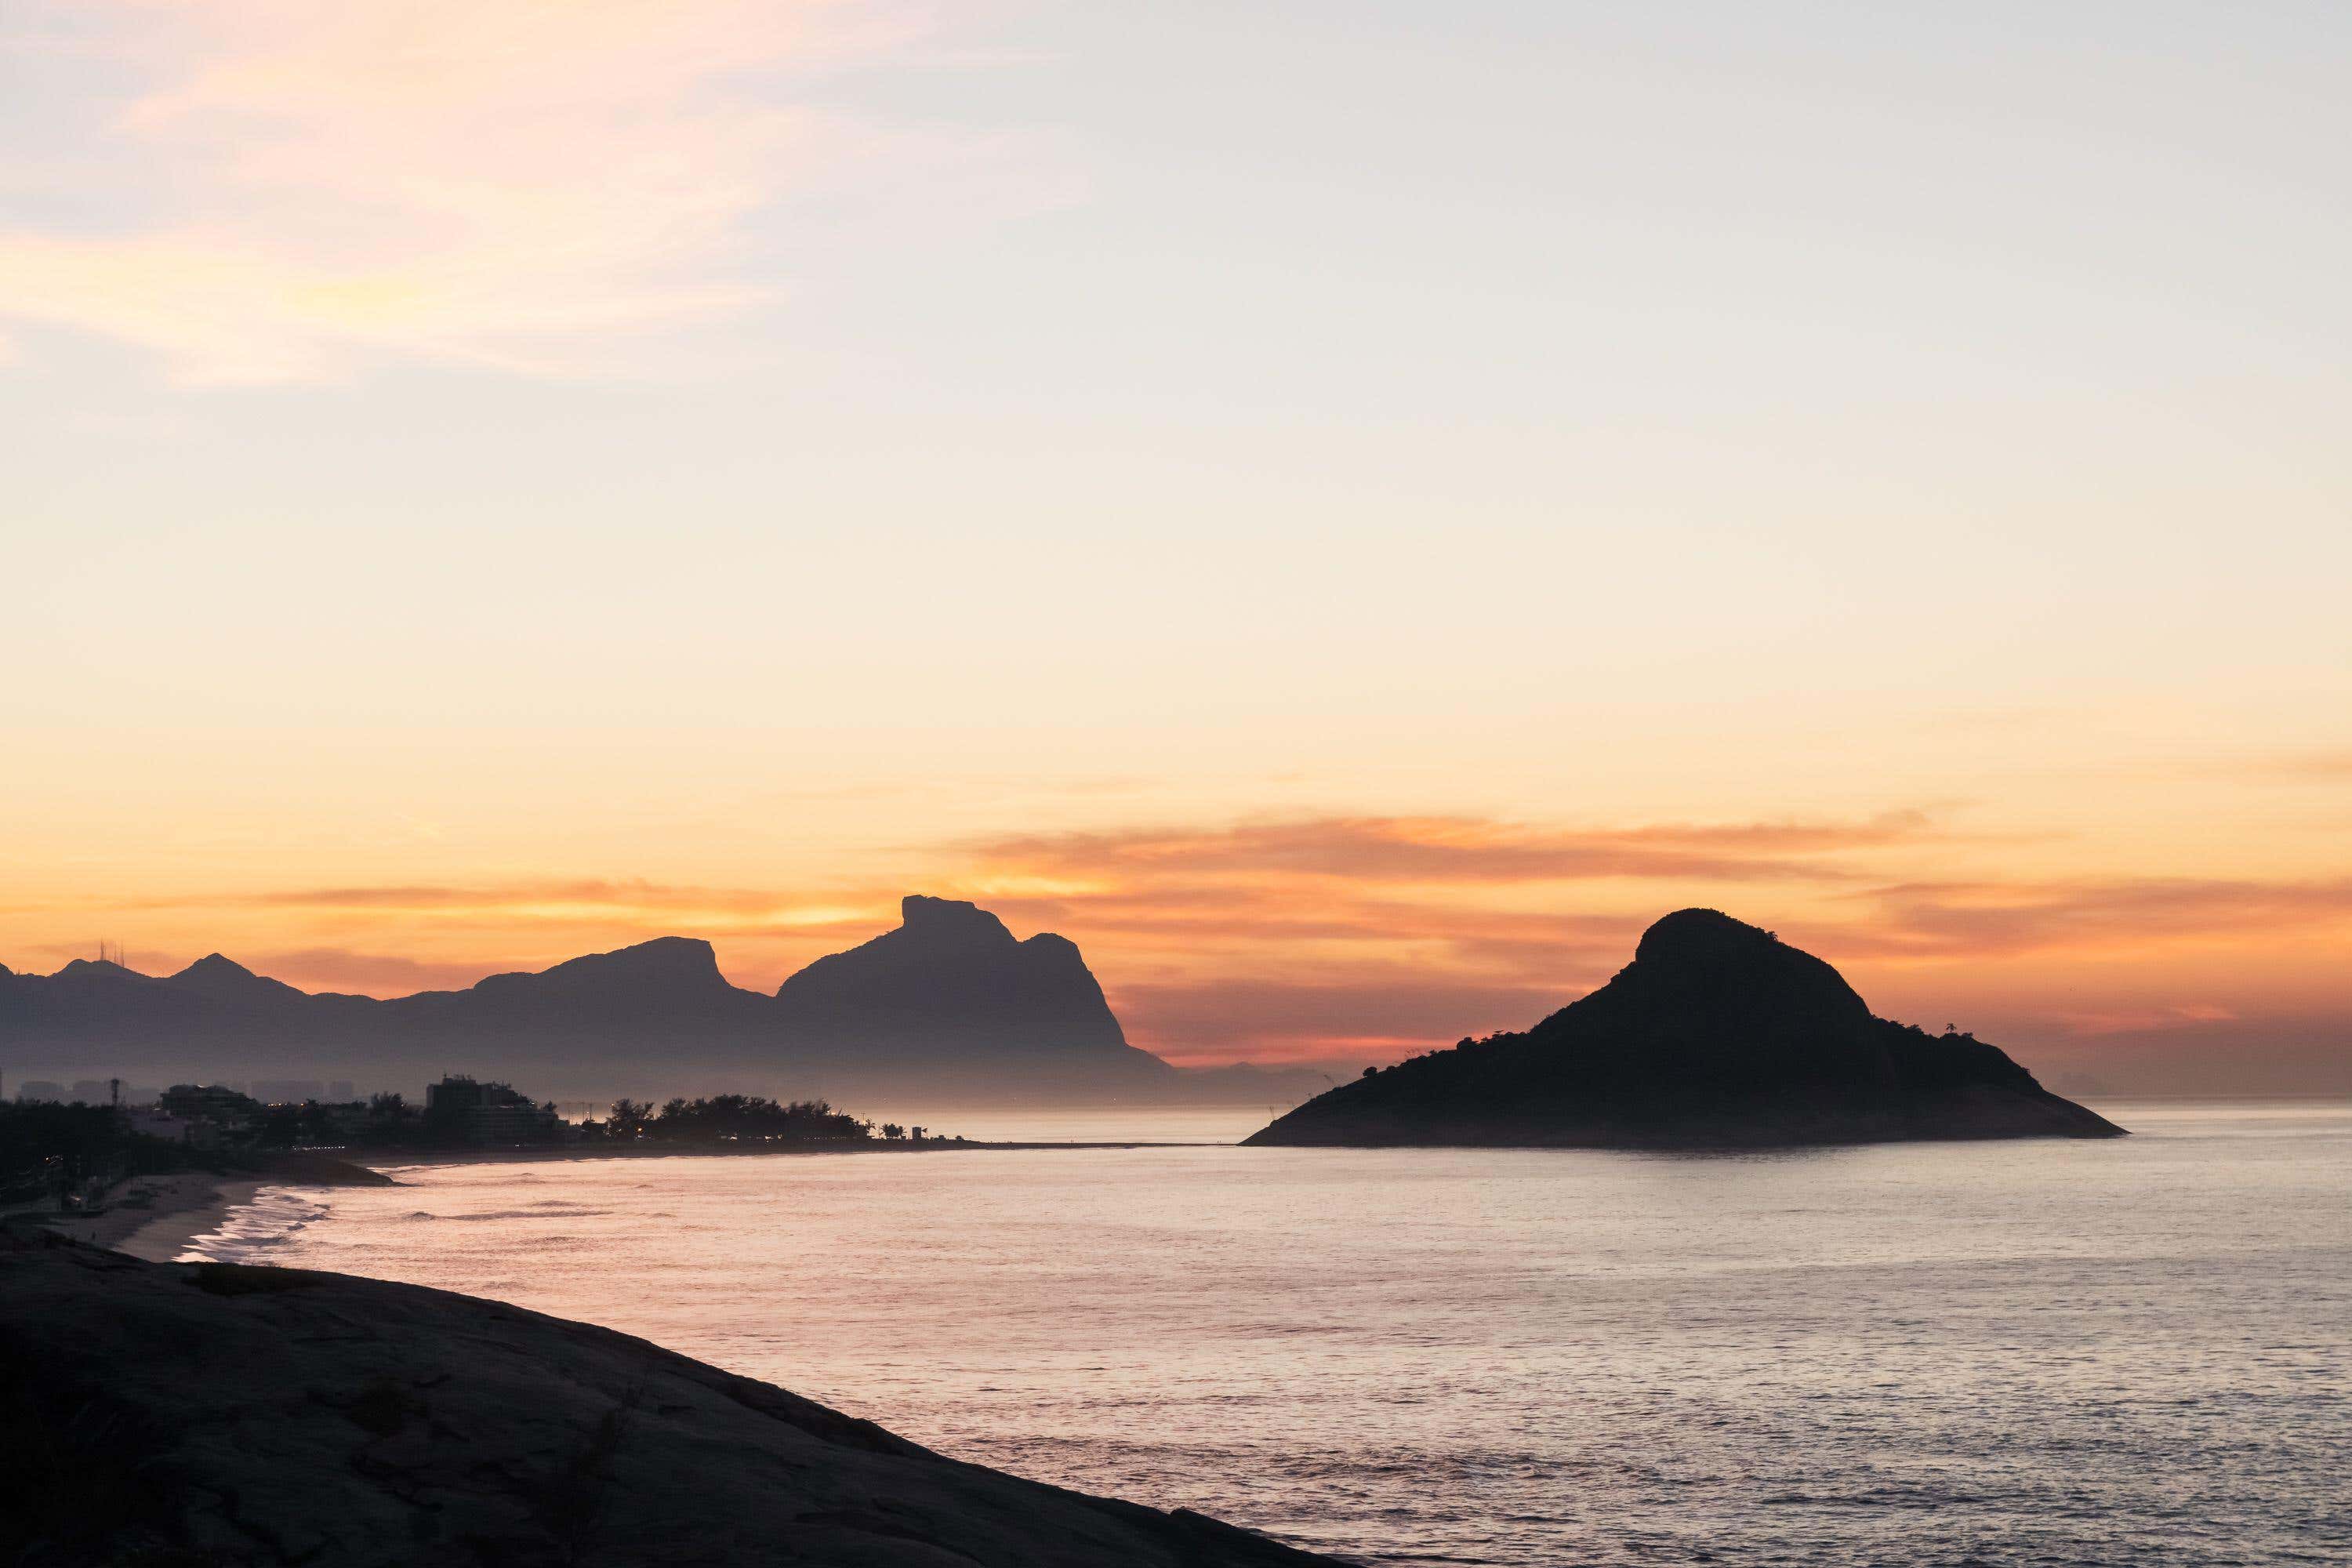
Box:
0;1232;1337;1568
1246;909;2125;1149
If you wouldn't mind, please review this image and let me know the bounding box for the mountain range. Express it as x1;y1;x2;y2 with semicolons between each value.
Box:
0;896;1309;1105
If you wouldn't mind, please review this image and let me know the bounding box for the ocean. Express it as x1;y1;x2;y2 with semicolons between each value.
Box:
184;1101;2350;1566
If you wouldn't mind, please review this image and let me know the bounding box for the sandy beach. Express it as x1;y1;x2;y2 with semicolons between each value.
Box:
27;1171;269;1262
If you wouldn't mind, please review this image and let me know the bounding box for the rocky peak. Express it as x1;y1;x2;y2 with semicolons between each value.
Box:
53;957;148;982
774;895;1137;1057
165;953;307;1007
510;936;730;993
1611;908;1871;1029
1631;907;1772;965
175;953;258;983
898;895;1015;946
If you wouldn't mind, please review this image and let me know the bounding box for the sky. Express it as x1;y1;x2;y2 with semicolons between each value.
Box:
3;1;2348;1093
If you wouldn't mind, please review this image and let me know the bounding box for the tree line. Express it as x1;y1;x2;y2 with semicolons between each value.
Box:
602;1094;916;1144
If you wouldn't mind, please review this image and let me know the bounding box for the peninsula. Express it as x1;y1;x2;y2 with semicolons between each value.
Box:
0;1231;1335;1567
1246;909;2125;1149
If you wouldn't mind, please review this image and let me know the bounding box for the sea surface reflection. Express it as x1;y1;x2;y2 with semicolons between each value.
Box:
188;1100;2352;1566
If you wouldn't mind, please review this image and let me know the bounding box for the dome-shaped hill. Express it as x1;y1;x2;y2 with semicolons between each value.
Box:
1244;910;2124;1149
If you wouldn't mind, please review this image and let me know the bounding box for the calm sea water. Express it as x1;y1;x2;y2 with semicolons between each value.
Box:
187;1101;2350;1566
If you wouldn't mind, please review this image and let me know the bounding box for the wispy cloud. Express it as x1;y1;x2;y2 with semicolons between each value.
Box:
1831;877;2352;960
236;879;814;916
969;810;1940;887
0;0;971;380
185;877;878;935
2051;1003;2238;1037
2253;749;2352;781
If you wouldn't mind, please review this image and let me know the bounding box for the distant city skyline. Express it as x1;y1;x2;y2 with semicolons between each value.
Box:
5;2;2347;1089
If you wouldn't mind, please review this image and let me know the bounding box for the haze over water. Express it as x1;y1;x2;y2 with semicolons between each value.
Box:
188;1102;2348;1566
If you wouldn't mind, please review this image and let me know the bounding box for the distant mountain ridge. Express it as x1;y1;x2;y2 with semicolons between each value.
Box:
167;953;311;1007
0;897;1185;1102
1246;909;2125;1148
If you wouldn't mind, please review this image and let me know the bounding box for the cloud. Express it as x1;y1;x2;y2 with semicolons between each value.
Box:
968;810;1940;888
1829;877;2352;960
225;878;884;931
2212;747;2352;782
242;879;754;913
0;0;965;381
2050;1003;2237;1037
2281;750;2352;779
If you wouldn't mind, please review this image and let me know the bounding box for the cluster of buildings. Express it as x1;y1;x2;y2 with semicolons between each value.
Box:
421;1076;563;1144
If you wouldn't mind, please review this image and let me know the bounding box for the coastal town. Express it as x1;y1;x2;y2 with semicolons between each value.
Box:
0;1071;958;1247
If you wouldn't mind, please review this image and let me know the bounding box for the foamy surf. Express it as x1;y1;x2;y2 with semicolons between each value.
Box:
178;1186;333;1263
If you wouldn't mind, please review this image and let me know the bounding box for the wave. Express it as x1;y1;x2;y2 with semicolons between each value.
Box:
180;1187;331;1263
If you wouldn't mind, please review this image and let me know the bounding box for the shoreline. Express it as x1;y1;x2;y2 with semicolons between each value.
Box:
116;1177;264;1261
353;1138;1228;1170
24;1171;268;1262
21;1140;1225;1261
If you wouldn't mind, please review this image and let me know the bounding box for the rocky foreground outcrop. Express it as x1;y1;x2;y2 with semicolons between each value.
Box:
0;1232;1336;1568
1247;909;2125;1149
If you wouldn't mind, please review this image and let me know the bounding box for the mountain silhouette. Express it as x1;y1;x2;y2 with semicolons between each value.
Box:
167;954;310;1008
1245;909;2124;1148
399;937;771;1033
0;898;1184;1103
777;896;1142;1059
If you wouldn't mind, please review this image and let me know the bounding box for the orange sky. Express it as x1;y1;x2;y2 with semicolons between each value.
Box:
5;3;2348;1094
6;725;2347;1093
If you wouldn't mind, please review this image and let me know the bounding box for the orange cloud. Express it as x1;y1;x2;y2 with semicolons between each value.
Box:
2051;1004;2238;1037
2213;747;2352;782
1827;877;2352;960
232;880;837;918
970;810;1943;887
